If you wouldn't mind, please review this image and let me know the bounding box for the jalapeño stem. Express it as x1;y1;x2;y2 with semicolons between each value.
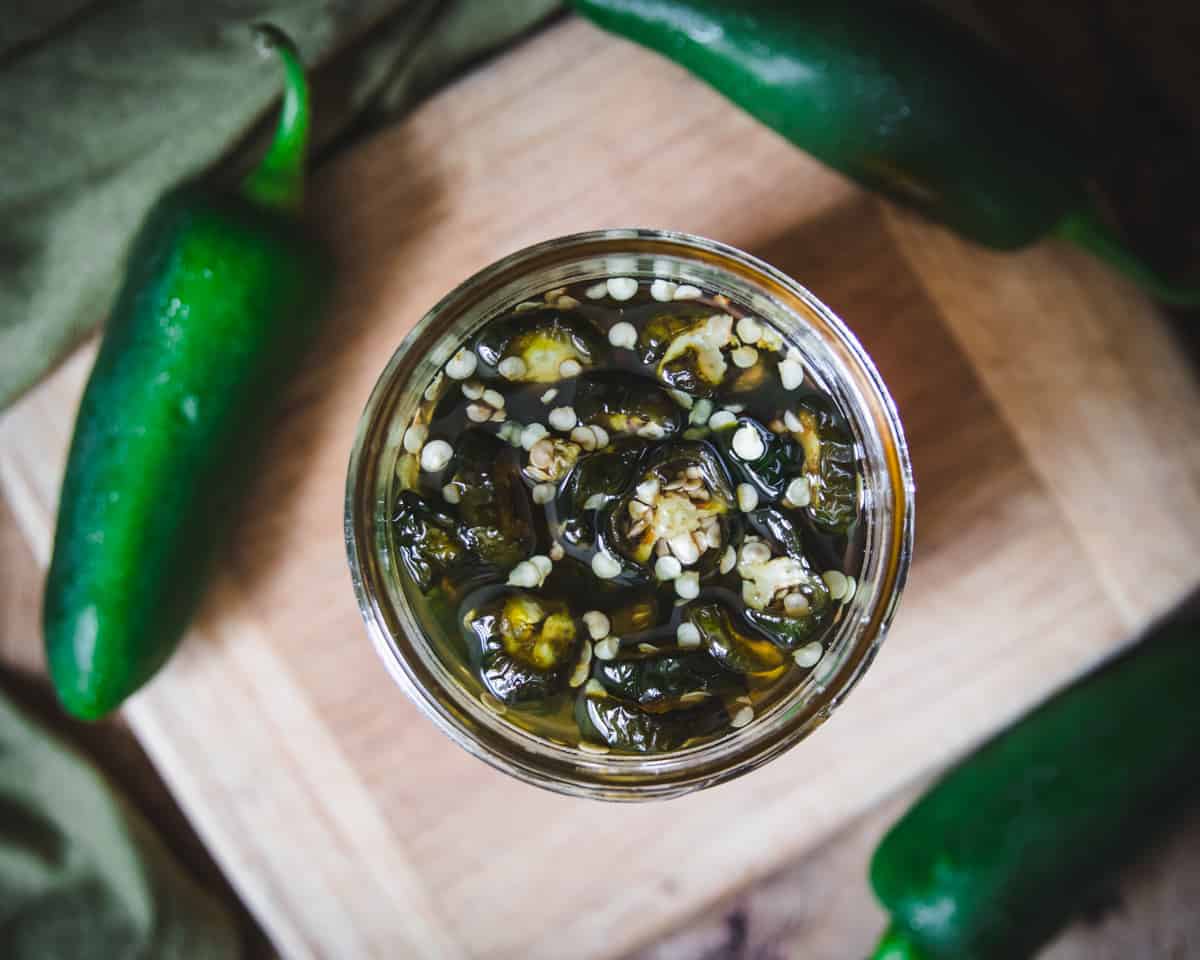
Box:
1056;205;1200;307
241;24;310;213
867;922;931;960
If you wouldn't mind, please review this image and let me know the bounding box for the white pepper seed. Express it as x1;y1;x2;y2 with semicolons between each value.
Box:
445;349;477;380
520;422;548;450
402;424;427;454
548;406;577;431
655;556;683;581
783;409;803;432
636;478;660;501
530;555;553;578
532;483;555;504
740;541;771;566
676;622;701;648
419;439;453;472
462;380;485;401
559;358;583;378
668;389;694;410
784;476;812;507
720;546;737;574
593;636;620;660
465;403;491;423
673;284;702;300
557;295;580;309
822;570;849;600
585;281;608;300
793;642;823;668
730;705;755;728
570;425;597;451
549;542;565;561
669;533;700;566
737;483;759;512
441;484;461;504
606;277;638;301
540;388;558;404
637;643;659;654
583;679;607;697
731;425;766;460
736;317;763;343
592;551;622;580
591;425;610;448
843;576;858;603
784;592;809;616
608;321;638;349
708;410;737;431
689;398;714;426
506;561;539;588
583;493;605;510
637;422;666;439
650;279;677;302
583;611;611;640
498;356;527;381
675;572;700;599
731;346;759;369
779;358;804;390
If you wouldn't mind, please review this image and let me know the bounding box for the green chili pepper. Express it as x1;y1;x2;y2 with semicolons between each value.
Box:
570;0;1200;305
43;25;327;719
867;614;1200;959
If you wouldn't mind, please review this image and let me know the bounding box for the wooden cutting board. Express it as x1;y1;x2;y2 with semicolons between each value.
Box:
3;17;1199;959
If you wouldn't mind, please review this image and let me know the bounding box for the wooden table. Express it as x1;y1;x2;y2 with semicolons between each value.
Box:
3;12;1200;959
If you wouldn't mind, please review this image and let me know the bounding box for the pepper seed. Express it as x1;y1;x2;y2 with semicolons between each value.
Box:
784;592;809;616
608;321;638;349
676;622;701;648
520;422;549;451
402;424;427;454
655;556;683;581
650;279;677;302
420;439;453;472
793;642;823;668
549;542;565;561
720;546;737;574
731;425;766;460
673;284;702;300
731;346;759;369
708;410;737;431
784;477;811;508
675;572;700;599
606;277;638;301
730;705;754;728
540;388;558;404
736;317;763;343
442;483;460;504
466;403;491;423
690;398;714;426
559;358;583;378
737;483;759;512
592;551;622;580
822;570;849;600
498;356;527;381
583;610;611;640
445;349;477;380
783;409;803;432
583;678;607;697
532;483;555;504
779;358;804;390
593;636;620;660
548;406;578;431
585;281;608;300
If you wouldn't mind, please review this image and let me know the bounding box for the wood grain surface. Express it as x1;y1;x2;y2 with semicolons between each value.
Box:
3;17;1199;960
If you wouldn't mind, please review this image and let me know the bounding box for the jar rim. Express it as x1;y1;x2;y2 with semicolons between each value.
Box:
345;229;915;800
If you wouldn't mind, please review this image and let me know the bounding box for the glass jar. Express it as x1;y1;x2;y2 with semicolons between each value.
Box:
345;230;914;800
